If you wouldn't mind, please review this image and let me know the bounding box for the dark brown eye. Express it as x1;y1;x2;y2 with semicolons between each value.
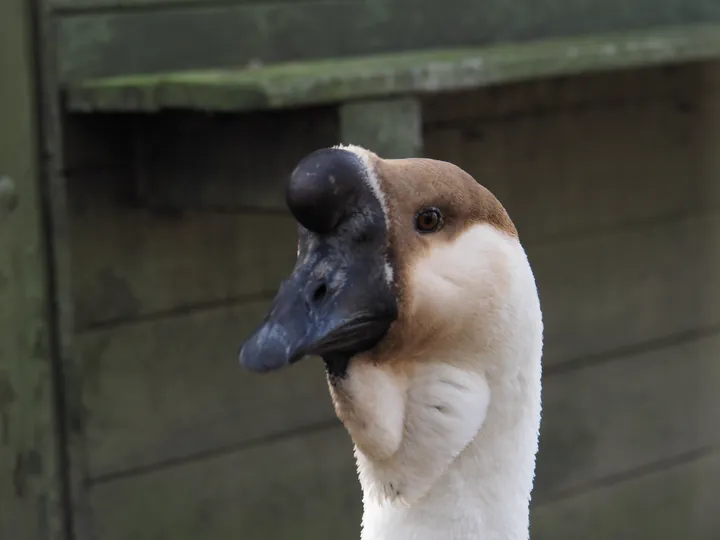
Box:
414;208;443;233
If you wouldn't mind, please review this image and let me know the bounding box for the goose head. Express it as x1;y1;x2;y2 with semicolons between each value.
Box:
239;145;543;540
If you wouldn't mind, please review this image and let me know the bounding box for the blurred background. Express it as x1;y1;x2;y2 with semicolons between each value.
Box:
2;1;720;539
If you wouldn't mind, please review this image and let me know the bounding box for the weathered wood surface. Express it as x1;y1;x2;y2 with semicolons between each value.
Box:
531;449;720;540
422;61;720;123
56;1;720;81
339;98;423;158
82;64;720;219
69;79;720;325
534;213;720;367
70;204;298;329
0;0;66;537
89;427;360;540
536;331;720;497
74;205;720;478
77;302;336;480
52;0;321;10
61;63;720;539
84;428;720;540
80;283;720;489
63;24;720;113
428;91;720;243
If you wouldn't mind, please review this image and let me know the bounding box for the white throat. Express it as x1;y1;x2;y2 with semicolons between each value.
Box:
328;225;543;540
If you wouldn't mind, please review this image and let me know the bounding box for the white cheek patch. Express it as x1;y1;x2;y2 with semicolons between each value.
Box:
408;223;516;328
335;144;395;286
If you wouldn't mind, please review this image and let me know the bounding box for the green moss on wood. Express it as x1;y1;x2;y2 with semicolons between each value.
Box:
65;23;720;113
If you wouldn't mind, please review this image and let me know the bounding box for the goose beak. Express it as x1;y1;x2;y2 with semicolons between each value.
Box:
239;146;397;374
238;249;397;374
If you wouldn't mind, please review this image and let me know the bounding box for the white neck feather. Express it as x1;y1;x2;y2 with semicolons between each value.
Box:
329;225;543;540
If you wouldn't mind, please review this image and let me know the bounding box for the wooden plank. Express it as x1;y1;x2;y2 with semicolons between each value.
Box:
77;300;339;479
0;0;67;536
52;0;340;12
85;411;720;540
56;0;720;82
533;213;720;367
68;174;301;329
137;74;720;223
63;24;720;112
531;450;720;539
69;89;720;326
426;93;720;243
536;331;720;497
77;212;720;479
339;97;423;158
422;60;720;124
88;426;361;540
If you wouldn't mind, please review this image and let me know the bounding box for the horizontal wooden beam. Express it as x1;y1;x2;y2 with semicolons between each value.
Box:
64;23;720;113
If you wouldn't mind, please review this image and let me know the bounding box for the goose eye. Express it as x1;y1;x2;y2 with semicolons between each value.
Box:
415;208;443;233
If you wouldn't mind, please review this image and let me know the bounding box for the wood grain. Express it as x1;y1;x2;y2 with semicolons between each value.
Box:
76;212;720;479
55;0;720;81
422;60;720;124
68;177;299;330
536;331;720;497
84;411;720;540
0;0;66;535
533;212;720;367
88;426;361;540
426;91;720;243
78;300;338;479
69;86;720;327
60;62;720;540
531;449;720;539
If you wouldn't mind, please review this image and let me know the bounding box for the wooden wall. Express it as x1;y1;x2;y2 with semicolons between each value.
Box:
61;61;720;539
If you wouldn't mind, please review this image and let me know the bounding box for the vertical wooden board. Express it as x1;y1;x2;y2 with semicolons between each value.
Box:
531;450;720;539
425;95;720;243
340;97;423;158
88;426;361;540
77;301;339;479
535;332;720;498
0;0;66;537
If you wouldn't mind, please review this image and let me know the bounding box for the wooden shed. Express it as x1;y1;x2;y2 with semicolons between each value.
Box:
2;1;720;539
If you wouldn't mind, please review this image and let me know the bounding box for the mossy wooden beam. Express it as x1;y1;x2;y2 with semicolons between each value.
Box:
64;23;720;114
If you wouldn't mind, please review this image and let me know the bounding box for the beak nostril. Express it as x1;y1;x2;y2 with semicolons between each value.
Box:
312;283;328;305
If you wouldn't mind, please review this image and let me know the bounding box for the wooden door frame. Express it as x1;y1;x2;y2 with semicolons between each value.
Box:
0;0;73;537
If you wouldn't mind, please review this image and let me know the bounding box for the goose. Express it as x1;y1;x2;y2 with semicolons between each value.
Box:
239;144;543;540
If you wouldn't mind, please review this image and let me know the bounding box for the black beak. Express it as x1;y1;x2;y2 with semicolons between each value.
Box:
238;147;398;374
238;256;396;373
